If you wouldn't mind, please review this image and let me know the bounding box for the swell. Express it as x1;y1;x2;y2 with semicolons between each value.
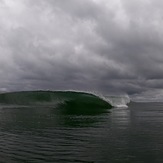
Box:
0;91;112;109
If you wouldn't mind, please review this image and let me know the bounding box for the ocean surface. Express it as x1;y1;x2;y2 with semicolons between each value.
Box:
0;91;163;163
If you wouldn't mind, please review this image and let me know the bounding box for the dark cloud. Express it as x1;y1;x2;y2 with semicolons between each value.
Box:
0;0;163;101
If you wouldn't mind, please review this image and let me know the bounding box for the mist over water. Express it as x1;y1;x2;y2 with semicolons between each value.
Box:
104;95;130;108
0;91;163;162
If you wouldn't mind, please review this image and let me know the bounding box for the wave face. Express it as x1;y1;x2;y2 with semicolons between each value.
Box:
0;91;112;112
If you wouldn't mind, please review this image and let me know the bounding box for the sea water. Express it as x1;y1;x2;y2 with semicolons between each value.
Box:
0;92;163;162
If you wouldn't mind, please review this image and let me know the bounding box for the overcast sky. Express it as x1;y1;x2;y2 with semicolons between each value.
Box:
0;0;163;100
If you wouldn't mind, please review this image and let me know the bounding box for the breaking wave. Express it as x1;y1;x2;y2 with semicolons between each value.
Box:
0;91;130;110
0;91;112;109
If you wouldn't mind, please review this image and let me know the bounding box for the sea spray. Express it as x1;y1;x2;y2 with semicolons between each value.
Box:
104;94;130;108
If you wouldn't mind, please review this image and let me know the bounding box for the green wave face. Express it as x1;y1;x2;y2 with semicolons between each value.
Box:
0;91;112;113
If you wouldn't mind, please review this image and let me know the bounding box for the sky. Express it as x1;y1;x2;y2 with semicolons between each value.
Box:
0;0;163;101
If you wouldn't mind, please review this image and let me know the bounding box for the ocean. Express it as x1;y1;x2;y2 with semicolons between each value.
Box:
0;91;163;162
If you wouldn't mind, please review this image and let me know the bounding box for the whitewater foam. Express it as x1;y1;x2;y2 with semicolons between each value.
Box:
103;95;130;108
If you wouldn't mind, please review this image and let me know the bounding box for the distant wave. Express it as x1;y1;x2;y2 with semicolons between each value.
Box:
0;91;112;110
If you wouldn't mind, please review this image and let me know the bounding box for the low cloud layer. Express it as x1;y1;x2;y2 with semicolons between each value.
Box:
0;0;163;100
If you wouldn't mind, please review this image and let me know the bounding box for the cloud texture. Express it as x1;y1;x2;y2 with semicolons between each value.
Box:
0;0;163;100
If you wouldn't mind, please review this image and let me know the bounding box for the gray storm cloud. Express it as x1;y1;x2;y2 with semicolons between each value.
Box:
0;0;163;100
